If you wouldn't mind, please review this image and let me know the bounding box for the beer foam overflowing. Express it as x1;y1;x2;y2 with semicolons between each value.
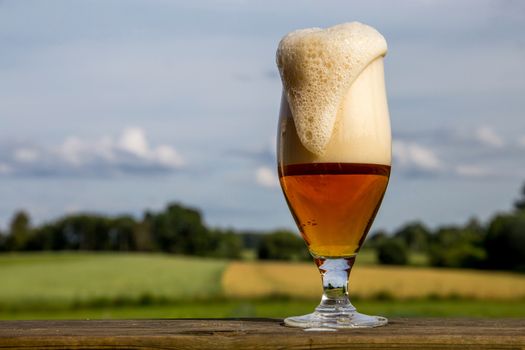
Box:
276;22;387;155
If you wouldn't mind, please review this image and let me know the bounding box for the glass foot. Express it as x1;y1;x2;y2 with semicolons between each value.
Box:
284;309;388;330
284;257;387;330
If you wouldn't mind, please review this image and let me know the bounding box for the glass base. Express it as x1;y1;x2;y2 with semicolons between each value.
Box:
284;257;387;330
284;308;388;330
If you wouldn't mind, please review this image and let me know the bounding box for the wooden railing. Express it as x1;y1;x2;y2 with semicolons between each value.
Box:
1;318;524;349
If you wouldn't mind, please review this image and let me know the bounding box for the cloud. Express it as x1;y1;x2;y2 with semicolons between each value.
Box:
393;140;443;176
227;147;275;165
391;124;525;180
255;166;279;188
0;127;184;177
474;126;504;148
395;125;507;149
13;148;39;163
391;134;514;179
454;165;493;178
119;127;149;157
393;151;499;180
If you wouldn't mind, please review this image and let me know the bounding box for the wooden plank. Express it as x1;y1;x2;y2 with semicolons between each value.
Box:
0;318;524;349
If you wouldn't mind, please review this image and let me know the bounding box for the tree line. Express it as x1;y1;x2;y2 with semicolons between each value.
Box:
0;202;307;261
0;203;242;259
0;183;524;272
368;183;525;272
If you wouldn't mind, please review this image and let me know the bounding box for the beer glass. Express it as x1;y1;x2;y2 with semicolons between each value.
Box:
277;55;391;329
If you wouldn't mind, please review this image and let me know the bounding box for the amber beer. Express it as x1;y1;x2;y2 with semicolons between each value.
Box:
279;162;390;257
277;57;391;259
276;38;391;261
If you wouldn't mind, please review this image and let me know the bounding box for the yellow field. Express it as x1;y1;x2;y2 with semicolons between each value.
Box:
222;261;525;300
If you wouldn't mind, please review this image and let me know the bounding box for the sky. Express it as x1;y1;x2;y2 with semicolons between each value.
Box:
0;0;524;233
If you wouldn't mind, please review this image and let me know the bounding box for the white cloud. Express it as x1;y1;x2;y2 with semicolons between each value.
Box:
255;166;279;188
59;137;86;165
0;127;184;177
455;165;492;178
92;137;117;162
119;127;149;157
154;145;185;167
14;148;39;163
474;126;504;148
392;125;525;180
393;140;443;175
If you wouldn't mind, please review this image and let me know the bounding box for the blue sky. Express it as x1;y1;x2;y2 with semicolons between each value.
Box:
0;0;524;232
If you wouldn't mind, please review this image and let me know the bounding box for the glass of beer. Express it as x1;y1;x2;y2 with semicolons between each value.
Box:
276;22;391;329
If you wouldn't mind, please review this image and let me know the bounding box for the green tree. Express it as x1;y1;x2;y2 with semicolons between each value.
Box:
485;212;525;271
0;229;6;252
150;203;211;255
238;231;264;250
209;229;242;259
515;182;525;211
26;223;61;251
428;225;485;269
394;221;430;252
365;230;388;249
108;216;136;251
376;238;408;265
132;213;154;252
257;230;310;261
6;211;32;250
73;215;112;250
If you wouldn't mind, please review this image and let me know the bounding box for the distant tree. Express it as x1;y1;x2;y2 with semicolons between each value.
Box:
365;230;388;249
30;214;114;251
485;212;525;271
515;182;525;211
0;229;6;252
150;203;211;255
257;230;310;261
377;238;408;265
209;229;242;259
6;211;32;250
72;215;112;250
394;221;430;252
108;216;136;251
26;223;59;251
428;225;485;269
132;213;154;252
238;231;265;250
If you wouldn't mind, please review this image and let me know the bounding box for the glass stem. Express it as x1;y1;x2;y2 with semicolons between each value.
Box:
314;256;356;312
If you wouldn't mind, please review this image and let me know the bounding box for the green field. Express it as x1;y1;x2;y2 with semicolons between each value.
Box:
0;252;226;311
1;252;525;320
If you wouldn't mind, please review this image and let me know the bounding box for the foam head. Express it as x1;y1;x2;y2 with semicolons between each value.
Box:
276;22;388;155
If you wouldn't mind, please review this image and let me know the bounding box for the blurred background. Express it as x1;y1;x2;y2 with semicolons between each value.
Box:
0;0;524;319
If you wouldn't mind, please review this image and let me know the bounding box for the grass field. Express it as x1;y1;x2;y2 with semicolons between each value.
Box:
0;252;226;310
1;252;525;319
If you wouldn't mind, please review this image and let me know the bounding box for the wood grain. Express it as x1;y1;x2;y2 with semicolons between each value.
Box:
0;318;524;349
